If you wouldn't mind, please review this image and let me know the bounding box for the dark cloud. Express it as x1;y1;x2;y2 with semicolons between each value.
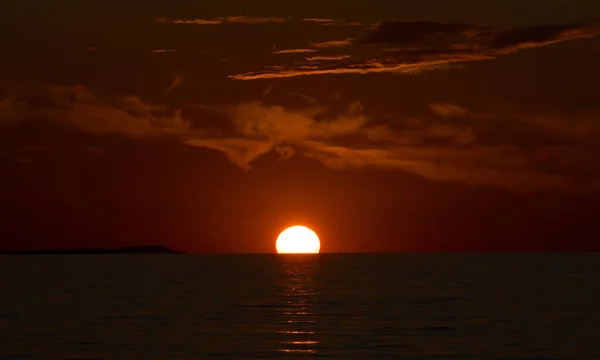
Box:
0;82;190;138
358;20;600;50
490;23;580;49
230;20;600;80
302;18;363;26
358;20;485;45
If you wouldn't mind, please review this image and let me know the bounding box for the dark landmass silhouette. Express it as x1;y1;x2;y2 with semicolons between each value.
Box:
1;245;184;255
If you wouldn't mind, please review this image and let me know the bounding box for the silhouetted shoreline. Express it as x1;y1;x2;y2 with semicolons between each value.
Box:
0;245;184;255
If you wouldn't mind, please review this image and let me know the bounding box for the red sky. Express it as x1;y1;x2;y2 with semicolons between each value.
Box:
1;0;600;252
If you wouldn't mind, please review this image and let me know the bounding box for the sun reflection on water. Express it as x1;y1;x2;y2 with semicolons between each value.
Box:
277;255;319;355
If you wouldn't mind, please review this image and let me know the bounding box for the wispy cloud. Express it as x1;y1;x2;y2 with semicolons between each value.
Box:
302;18;363;27
184;137;273;169
428;103;470;118
517;112;600;143
311;39;354;48
0;83;190;138
156;15;288;25
151;49;177;53
301;141;574;192
488;23;600;53
183;101;368;170
306;55;351;61
288;92;317;104
157;17;222;25
273;49;317;54
156;16;361;27
166;75;184;92
229;57;487;80
302;18;333;23
230;20;600;80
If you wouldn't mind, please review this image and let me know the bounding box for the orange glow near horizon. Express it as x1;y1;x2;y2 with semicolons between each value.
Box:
276;226;320;254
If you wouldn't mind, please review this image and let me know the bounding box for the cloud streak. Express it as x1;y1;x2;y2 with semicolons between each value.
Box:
156;15;289;25
156;16;362;27
301;141;574;191
273;49;317;54
311;39;354;48
151;49;177;53
302;18;363;27
167;75;184;92
229;57;488;80
230;20;600;80
306;55;351;61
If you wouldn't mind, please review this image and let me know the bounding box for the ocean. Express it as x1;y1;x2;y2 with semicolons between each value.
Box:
0;254;598;359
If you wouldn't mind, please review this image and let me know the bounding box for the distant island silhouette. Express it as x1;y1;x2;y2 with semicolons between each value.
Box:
1;245;184;255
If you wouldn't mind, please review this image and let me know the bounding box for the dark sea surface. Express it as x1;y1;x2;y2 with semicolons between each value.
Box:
0;254;598;359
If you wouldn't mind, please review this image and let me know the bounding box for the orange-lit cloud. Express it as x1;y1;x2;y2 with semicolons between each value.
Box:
179;100;600;191
302;18;333;23
193;100;600;191
156;16;288;25
3;82;599;192
151;49;177;53
158;18;221;25
228;101;367;141
428;103;470;118
306;55;351;61
489;23;600;53
156;16;361;27
229;55;491;80
184;137;273;170
183;101;368;170
311;39;354;48
273;49;318;54
300;141;574;192
229;20;600;80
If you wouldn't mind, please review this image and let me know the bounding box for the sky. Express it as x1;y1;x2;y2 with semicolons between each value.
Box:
1;0;600;252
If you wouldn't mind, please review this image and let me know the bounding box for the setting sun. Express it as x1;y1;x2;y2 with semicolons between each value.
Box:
276;226;321;254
